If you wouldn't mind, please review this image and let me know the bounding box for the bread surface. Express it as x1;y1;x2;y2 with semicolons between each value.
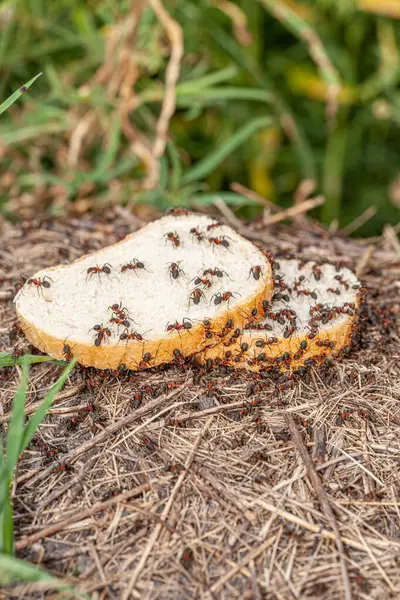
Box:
15;213;274;369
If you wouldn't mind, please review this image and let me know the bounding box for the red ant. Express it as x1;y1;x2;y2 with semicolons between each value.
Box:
166;207;189;216
211;291;240;307
190;227;205;242
202;319;214;339
89;324;112;346
208;236;231;249
312;265;322;281
193;276;213;289
189;288;206;307
164;231;180;248
203;267;229;279
62;341;74;363
327;287;341;295
249;265;262;281
168;262;185;281
26;275;52;292
135;345;160;369
120;329;149;342
166;318;193;335
206;220;223;231
11;346;24;362
120;259;147;275
84;264;112;281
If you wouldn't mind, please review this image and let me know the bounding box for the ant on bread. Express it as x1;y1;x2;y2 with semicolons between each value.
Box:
89;324;112;346
207;236;231;251
211;291;241;308
164;231;181;248
83;263;112;282
166;319;193;336
189;287;206;308
190;226;205;243
168;262;186;281
26;275;53;293
120;259;148;275
166;207;189;216
248;265;262;281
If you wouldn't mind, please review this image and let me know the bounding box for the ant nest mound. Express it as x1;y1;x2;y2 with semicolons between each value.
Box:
196;259;363;374
14;212;274;370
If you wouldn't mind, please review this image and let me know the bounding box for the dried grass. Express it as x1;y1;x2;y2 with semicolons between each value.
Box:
0;209;399;599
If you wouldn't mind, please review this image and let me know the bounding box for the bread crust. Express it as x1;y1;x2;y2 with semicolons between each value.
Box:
16;216;274;370
195;309;358;372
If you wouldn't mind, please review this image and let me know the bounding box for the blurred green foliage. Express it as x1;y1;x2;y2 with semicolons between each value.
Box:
0;0;399;235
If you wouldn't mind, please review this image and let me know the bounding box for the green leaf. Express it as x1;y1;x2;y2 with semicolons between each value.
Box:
6;358;29;475
0;554;90;598
20;359;76;454
0;353;65;367
190;192;260;206
0;73;42;116
181;116;274;185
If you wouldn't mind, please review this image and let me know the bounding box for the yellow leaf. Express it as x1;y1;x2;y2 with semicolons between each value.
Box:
287;67;358;105
358;0;400;18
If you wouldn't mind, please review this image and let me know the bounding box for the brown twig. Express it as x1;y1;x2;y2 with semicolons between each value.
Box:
284;413;352;600
341;206;377;236
264;195;325;225
15;483;150;550
150;0;183;159
230;182;279;210
355;244;375;277
122;417;213;598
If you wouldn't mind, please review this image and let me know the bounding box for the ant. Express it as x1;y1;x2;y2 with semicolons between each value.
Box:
26;275;53;292
11;346;24;362
168;262;185;281
120;259;147;275
233;342;249;362
189;288;206;307
164;231;180;248
206;220;223;232
208;236;231;250
89;324;112;346
62;341;74;363
84;264;112;282
249;265;262;281
203;267;229;279
120;329;149;342
211;291;240;307
193;276;212;289
327;287;341;295
190;227;205;243
202;319;214;339
166;207;189;216
166;318;193;335
137;346;160;369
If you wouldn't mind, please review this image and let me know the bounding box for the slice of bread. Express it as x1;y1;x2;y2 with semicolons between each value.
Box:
196;259;362;373
15;212;274;370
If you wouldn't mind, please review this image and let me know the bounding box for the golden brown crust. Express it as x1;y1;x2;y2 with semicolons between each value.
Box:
16;219;274;370
195;301;359;372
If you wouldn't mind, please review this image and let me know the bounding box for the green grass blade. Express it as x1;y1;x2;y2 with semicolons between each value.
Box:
0;494;14;555
0;73;42;116
190;192;260;206
0;554;90;598
20;359;76;454
6;358;29;474
181;116;273;185
0;353;65;367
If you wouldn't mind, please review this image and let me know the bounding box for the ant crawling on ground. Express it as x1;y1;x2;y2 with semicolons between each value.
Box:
83;263;112;282
89;324;112;346
26;275;53;294
164;231;181;248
